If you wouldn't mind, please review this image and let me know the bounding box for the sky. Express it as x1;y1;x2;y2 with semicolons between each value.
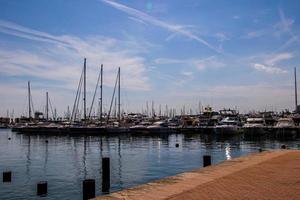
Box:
1;0;300;117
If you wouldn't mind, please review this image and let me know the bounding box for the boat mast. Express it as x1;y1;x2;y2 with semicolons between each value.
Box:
83;58;87;121
100;64;103;125
295;67;298;112
28;81;31;119
46;92;49;121
118;67;121;123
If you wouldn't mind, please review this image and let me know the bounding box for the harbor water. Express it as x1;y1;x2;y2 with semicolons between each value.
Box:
0;129;299;200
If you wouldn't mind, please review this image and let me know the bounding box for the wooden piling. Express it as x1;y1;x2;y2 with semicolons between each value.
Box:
102;157;110;193
83;179;95;200
3;171;11;182
37;181;47;196
203;155;211;167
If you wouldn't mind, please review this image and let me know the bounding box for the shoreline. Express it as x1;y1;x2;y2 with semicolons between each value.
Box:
94;150;300;200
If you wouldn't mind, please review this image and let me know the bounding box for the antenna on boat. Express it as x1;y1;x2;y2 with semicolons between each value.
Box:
294;67;298;112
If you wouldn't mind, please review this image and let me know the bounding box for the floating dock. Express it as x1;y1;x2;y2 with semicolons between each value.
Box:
93;150;300;200
11;126;300;137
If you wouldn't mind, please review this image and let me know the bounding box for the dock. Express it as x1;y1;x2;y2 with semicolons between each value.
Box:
94;150;300;200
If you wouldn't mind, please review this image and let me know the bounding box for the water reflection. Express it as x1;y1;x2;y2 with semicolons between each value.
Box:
25;135;31;179
118;137;123;189
44;141;48;172
83;137;87;179
225;143;232;160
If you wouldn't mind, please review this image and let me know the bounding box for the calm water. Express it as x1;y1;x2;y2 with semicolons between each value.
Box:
0;129;299;200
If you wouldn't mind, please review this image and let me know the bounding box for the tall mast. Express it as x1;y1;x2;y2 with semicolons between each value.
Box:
100;64;103;124
295;67;298;111
46;92;49;121
83;58;87;121
118;67;121;122
28;81;31;119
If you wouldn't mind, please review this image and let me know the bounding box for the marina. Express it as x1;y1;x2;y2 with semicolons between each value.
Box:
1;1;300;199
1;60;299;138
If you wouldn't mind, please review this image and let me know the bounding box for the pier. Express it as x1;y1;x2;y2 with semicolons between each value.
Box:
93;150;300;200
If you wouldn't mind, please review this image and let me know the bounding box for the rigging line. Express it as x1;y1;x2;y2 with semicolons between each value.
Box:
72;69;84;121
76;78;83;121
88;67;101;119
30;92;35;115
48;97;55;120
106;68;119;123
71;67;84;121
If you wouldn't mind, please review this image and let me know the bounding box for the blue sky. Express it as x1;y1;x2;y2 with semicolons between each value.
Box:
1;0;300;117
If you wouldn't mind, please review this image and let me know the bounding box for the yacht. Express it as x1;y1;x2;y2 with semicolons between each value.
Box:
215;117;242;135
243;118;266;136
275;118;295;128
147;121;172;134
129;121;152;133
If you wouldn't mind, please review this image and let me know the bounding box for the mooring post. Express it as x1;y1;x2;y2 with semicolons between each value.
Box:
37;181;47;196
203;155;211;167
102;157;110;193
3;171;11;182
83;179;95;200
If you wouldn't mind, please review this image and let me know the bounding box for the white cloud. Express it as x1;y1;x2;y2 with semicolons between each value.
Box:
100;0;220;53
154;58;184;65
243;8;296;40
253;63;287;74
156;83;294;113
265;52;294;66
250;52;293;75
274;8;294;38
193;56;226;70
233;15;240;20
181;71;193;77
215;32;229;42
0;20;150;91
0;20;152;116
154;56;226;71
243;30;266;39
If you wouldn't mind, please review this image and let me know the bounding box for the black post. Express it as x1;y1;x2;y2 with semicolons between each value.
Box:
175;143;179;148
37;181;47;196
3;171;11;182
102;157;110;193
203;155;211;167
83;179;95;200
